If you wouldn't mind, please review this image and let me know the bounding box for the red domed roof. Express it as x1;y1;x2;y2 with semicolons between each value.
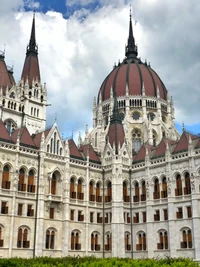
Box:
99;58;167;102
98;15;167;103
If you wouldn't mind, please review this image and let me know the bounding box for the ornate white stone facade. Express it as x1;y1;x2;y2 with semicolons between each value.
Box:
0;14;200;261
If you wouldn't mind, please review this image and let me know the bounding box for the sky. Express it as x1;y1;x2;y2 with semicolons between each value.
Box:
0;0;200;141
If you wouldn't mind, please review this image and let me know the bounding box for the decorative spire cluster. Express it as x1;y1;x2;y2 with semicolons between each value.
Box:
125;6;138;59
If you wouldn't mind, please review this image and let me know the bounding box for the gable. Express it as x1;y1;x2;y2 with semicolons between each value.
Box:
45;125;64;155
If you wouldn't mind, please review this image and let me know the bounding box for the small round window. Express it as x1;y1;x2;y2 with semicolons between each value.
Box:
132;112;140;120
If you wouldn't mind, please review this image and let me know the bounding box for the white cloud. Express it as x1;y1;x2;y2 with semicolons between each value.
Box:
0;0;200;139
65;0;127;7
24;0;40;9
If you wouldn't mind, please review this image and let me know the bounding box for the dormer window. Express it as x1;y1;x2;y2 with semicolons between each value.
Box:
4;119;16;136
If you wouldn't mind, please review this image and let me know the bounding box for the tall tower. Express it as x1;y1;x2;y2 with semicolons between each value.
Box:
0;14;47;135
20;13;47;134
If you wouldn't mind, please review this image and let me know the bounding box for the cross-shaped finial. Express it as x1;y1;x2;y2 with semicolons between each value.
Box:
129;4;132;19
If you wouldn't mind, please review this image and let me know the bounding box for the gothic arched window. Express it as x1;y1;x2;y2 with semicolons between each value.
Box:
132;129;142;154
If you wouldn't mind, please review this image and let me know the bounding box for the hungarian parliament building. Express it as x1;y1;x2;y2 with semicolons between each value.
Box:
0;11;200;260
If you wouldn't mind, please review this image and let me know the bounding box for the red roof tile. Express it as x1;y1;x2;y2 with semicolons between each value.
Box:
173;132;189;153
153;139;168;158
195;138;200;148
99;61;167;103
79;144;101;163
12;127;37;147
21;54;40;87
68;139;83;159
0;121;12;141
0;56;15;93
107;123;125;153
33;129;51;148
133;143;152;162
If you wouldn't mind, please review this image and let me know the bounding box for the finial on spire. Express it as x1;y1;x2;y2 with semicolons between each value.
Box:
54;113;57;123
182;122;185;133
125;5;138;59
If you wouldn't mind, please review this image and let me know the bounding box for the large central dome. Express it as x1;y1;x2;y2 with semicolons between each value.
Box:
99;58;167;101
98;14;167;102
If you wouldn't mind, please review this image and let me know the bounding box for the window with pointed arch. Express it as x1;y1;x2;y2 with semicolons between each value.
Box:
27;170;35;193
50;138;53;153
133;182;139;202
132;129;142;154
105;181;112;203
89;181;95;201
123;181;130;202
56;140;59;154
53;133;56;154
45;229;55;249
77;179;84;200
153;178;160;199
96;182;102;202
141;181;146;201
175;174;182;196
184;172;191;195
17;227;30;248
181;229;192;249
161;177;167;198
18;168;26;192
0;226;4;247
70;177;76;199
157;230;168;250
147;112;155;121
2;165;11;189
124;232;131;251
91;232;100;251
50;173;57;195
71;231;81;250
105;233;111;251
136;232;146;251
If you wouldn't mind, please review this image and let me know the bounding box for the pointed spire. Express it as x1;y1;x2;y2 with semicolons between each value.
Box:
99;91;102;104
142;82;145;96
64;137;69;155
126;83;129;96
189;134;192;145
156;84;160;98
110;94;123;125
110;86;113;99
166;140;169;151
93;97;96;108
27;13;38;55
145;146;149;156
40;132;45;150
21;13;40;86
125;5;138;59
182;122;185;133
16;131;20;146
78;131;82;147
